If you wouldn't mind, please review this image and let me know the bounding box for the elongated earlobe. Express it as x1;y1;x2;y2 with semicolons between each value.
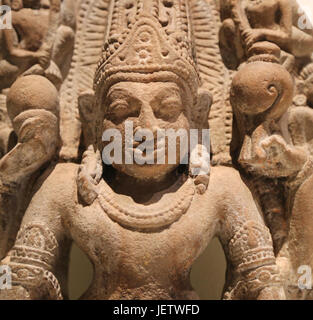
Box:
189;143;211;194
78;89;96;150
194;86;212;129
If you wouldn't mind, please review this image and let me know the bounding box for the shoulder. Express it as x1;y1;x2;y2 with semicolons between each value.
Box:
11;10;22;23
11;8;36;24
279;0;292;10
209;166;245;191
205;166;264;236
206;165;253;206
18;163;80;235
29;163;79;214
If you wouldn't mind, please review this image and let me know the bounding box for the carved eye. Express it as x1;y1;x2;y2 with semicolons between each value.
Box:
154;99;182;122
163;0;173;8
108;100;129;115
106;99;140;124
125;0;134;9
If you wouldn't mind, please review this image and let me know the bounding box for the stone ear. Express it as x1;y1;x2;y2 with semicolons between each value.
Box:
194;86;212;128
78;89;96;149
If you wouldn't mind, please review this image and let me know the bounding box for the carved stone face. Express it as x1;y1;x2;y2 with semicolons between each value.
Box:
102;81;191;180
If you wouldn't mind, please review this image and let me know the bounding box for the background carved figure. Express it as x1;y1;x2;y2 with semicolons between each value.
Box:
0;0;76;261
219;0;313;71
0;0;284;300
225;0;313;300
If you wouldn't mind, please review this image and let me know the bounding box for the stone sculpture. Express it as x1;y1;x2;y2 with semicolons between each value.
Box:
0;0;76;156
219;0;313;71
225;0;313;300
0;0;284;300
0;0;76;259
2;0;313;300
0;75;60;259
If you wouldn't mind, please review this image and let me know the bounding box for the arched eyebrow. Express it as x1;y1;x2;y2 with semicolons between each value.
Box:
106;86;132;101
151;84;181;102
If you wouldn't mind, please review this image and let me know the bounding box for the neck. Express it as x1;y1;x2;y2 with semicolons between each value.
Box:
106;167;187;203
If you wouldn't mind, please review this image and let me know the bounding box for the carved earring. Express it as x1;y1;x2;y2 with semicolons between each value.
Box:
187;86;212;194
77;146;103;206
189;143;211;195
192;86;212;129
78;89;97;150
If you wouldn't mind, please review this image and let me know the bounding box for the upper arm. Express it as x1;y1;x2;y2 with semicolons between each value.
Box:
236;0;251;29
215;168;274;271
214;168;280;299
279;0;293;35
3;10;20;53
3;163;78;299
215;167;264;240
3;28;16;54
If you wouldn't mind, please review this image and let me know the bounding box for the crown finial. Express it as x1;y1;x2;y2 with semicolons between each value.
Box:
94;0;199;101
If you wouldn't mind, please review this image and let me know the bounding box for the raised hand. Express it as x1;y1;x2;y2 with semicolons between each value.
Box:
258;134;308;177
242;28;265;49
0;75;59;185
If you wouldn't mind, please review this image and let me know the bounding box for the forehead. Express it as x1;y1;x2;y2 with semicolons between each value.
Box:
107;82;180;96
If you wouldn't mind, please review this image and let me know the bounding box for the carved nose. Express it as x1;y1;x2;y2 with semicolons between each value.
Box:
140;105;158;130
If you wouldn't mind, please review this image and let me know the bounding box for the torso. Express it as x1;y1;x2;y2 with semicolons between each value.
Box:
245;0;280;30
12;8;50;51
65;172;221;300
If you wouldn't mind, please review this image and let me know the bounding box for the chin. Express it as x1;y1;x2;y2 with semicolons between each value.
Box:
113;163;179;180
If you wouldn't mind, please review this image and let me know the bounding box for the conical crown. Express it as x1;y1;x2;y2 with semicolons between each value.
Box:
94;0;200;100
